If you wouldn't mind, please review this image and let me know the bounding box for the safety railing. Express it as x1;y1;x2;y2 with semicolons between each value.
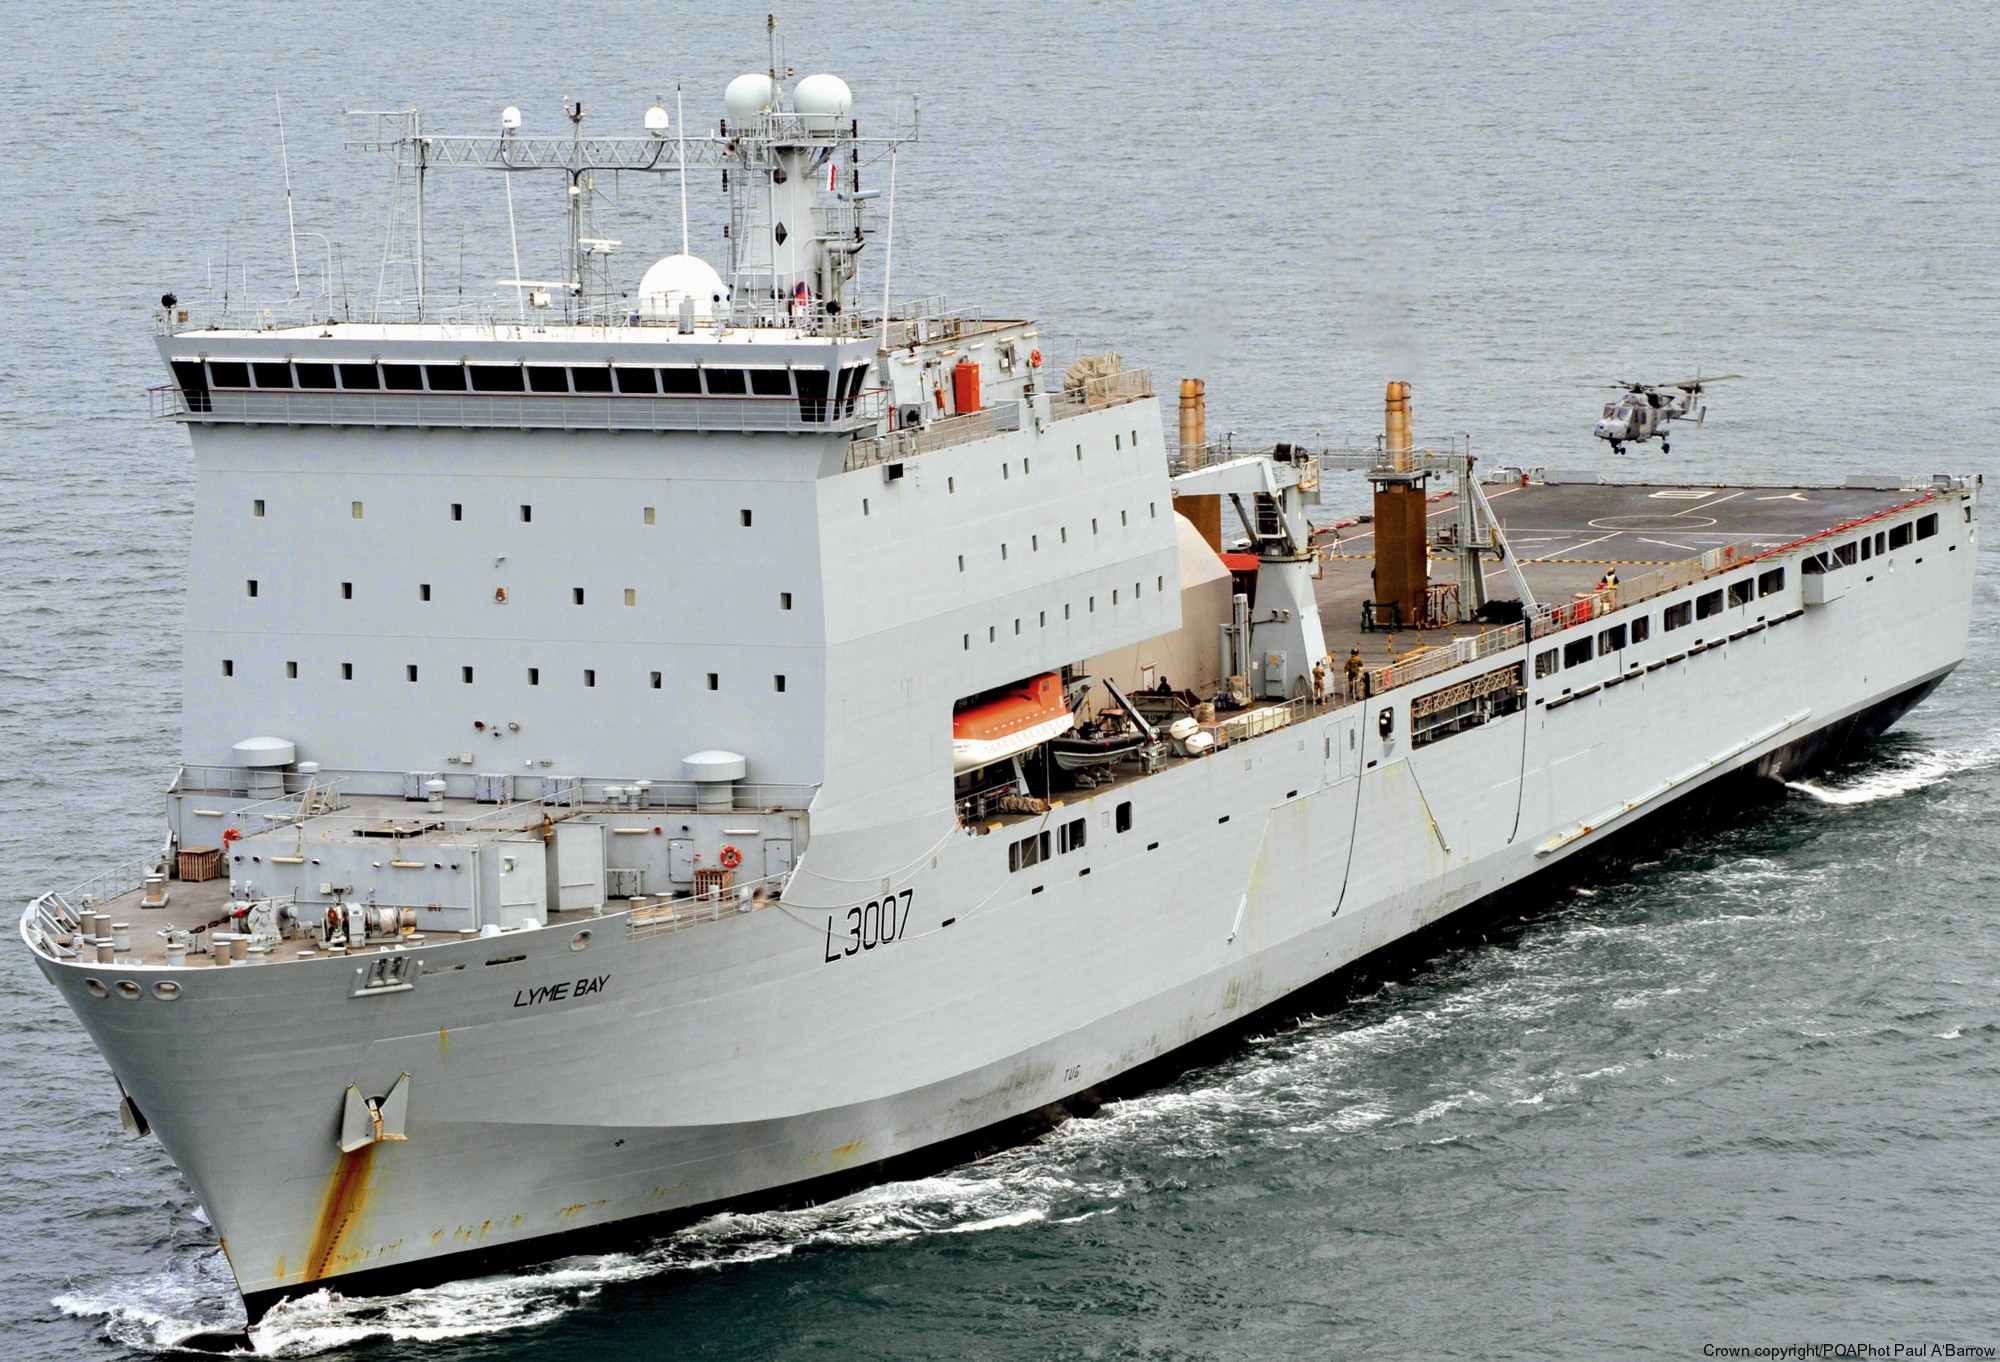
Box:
847;401;1025;469
153;385;887;435
1048;367;1153;421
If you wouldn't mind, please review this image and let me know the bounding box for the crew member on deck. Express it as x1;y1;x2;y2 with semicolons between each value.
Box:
1344;646;1363;701
1596;566;1619;594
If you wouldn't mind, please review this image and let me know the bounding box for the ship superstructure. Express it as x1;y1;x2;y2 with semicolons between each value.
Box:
21;53;1979;1330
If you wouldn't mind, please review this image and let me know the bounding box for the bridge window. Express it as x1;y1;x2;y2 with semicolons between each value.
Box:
570;366;612;395
381;364;423;391
613;367;658;395
170;360;211;411
337;363;379;390
424;363;467;391
660;367;701;395
207;360;249;388
747;368;792;397
469;365;525;393
295;362;335;390
526;366;570;394
252;361;292;388
703;368;747;396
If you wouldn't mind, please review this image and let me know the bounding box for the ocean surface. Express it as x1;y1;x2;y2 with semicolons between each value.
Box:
3;2;1998;1357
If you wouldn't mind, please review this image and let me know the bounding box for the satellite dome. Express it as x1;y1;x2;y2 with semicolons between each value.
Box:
723;73;777;127
636;253;727;321
791;74;853;133
644;105;670;137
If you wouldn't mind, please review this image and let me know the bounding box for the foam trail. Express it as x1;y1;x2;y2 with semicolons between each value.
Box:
56;1159;1128;1357
1786;738;2000;806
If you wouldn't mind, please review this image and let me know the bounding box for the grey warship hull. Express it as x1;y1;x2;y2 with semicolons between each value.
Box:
18;54;1980;1324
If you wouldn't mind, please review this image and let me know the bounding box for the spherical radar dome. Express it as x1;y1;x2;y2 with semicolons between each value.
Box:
723;72;777;126
637;253;727;321
792;73;853;133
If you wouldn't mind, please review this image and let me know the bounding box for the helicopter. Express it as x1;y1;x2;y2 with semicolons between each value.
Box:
1594;375;1740;454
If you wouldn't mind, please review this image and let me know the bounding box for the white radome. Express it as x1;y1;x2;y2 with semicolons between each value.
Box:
791;73;853;133
723;73;776;126
644;105;670;136
636;253;727;320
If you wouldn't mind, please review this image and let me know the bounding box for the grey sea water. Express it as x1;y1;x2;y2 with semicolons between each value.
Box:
3;2;1998;1357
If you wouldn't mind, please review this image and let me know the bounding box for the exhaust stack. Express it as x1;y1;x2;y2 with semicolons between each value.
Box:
1178;377;1222;552
1370;380;1429;627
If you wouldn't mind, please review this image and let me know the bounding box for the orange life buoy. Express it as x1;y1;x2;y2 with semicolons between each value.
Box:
719;844;743;870
1029;348;1043;369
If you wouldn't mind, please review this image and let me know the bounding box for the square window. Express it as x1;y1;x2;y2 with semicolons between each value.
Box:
1563;637;1593;667
252;498;265;517
781;591;793;610
1115;801;1133;833
1917;513;1939;540
1696;589;1723;619
222;658;233;677
740;509;753;527
520;504;533;523
1728;579;1753;607
285;660;298;679
462;666;474;683
706;672;719;691
1758;568;1785;597
528;667;540;685
1664;601;1692;630
584;669;596;687
451;502;463;521
774;674;787;692
341;662;353;680
1535;648;1558;679
341;581;353;600
1632;617;1651;643
246;579;258;597
420;583;432;602
1598;624;1626;652
1890;522;1913;549
643;506;656;525
573;588;585;605
650;671;662;689
351;501;363;519
624;588;636;607
406;664;419;682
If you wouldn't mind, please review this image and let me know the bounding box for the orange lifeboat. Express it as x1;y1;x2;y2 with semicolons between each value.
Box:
952;672;1074;773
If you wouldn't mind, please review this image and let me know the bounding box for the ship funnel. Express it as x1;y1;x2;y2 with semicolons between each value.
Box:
1178;377;1222;552
1369;381;1429;628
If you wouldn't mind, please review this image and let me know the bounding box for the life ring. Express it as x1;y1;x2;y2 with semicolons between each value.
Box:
719;844;743;870
221;827;242;846
1029;348;1043;369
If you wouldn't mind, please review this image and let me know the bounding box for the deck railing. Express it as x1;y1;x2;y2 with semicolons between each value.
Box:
153;385;886;435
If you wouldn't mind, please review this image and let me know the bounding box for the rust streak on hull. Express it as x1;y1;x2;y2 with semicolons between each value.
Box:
305;1143;378;1282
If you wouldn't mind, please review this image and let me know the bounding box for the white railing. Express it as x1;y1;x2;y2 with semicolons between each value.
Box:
1048;367;1153;422
154;385;886;435
847;402;1025;469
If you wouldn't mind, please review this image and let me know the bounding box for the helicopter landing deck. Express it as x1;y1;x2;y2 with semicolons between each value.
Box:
1311;477;1951;663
